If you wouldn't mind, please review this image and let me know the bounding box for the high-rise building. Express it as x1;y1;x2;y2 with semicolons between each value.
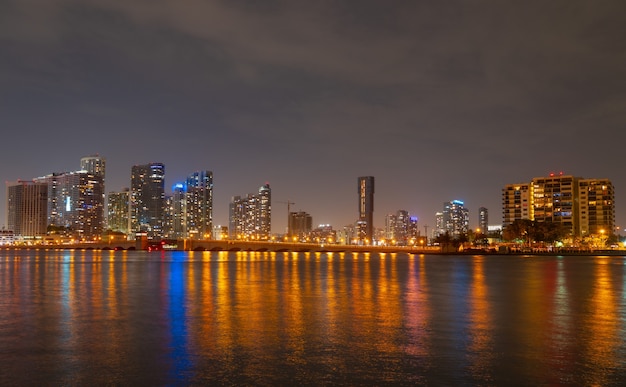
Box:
478;207;488;234
185;171;213;239
107;188;130;234
289;211;312;240
80;155;106;179
228;183;272;240
441;200;469;237
130;163;165;239
36;170;105;239
502;174;615;238
357;176;375;243
6;180;48;238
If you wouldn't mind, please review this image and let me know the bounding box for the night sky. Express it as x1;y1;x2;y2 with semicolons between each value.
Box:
1;0;625;234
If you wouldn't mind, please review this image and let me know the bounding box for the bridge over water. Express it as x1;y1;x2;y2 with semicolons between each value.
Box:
29;239;442;254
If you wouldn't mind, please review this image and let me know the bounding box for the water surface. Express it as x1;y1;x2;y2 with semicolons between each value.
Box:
1;250;625;385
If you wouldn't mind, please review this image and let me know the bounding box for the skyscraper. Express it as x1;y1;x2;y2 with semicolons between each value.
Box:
107;188;130;234
289;211;312;240
130;163;165;239
478;207;488;234
357;176;375;243
185;171;213;239
36;170;105;239
80;155;106;179
442;200;469;237
228;183;272;240
6;180;48;238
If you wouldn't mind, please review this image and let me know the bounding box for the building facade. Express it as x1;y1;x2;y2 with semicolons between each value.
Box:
478;207;488;234
36;170;105;239
502;174;615;238
441;200;469;237
357;176;375;243
289;211;313;240
228;183;272;240
6;180;48;238
130;163;165;239
107;188;130;235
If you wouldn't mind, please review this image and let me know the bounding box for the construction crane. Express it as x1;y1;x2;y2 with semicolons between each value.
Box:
276;200;295;239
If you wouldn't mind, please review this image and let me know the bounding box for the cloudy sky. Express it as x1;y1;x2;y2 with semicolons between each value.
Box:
1;0;625;234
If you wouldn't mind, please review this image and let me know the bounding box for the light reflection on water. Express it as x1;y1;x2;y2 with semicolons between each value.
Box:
1;250;626;385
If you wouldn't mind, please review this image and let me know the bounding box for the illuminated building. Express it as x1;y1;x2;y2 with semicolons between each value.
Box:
385;210;415;245
35;170;105;239
166;171;214;239
107;188;130;234
502;174;615;238
80;155;106;180
130;163;165;239
6;180;48;238
309;224;336;243
228;183;272;240
478;207;488;234
435;212;444;236
502;183;532;226
441;200;469;237
185;171;213;239
357;176;375;243
289;211;312;240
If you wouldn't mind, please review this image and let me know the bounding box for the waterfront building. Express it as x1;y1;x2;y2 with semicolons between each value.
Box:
385;210;413;245
503;174;615;238
435;212;444;236
408;216;419;240
228;183;272;240
441;200;469;237
185;171;213;239
357;176;375;243
289;211;312;241
309;224;336;243
107;188;130;235
130;163;165;239
478;207;488;234
6;180;48;239
35;170;105;239
0;229;15;245
384;213;397;240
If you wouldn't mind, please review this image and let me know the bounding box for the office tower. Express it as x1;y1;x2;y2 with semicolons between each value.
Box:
289;211;313;240
130;163;165;239
36;170;104;239
478;207;488;234
502;174;615;238
357;176;375;243
185;171;213;239
107;188;130;234
6;180;48;238
228;183;272;240
442;200;469;237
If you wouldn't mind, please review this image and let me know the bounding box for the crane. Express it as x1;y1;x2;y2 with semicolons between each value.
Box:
276;200;295;239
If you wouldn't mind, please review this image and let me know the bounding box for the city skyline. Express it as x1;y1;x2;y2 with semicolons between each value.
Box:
1;1;625;233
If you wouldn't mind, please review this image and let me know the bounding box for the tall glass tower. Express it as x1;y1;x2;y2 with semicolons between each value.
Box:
130;163;165;239
357;176;375;243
